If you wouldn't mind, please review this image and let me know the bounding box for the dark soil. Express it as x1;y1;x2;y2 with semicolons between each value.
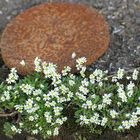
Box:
0;0;140;140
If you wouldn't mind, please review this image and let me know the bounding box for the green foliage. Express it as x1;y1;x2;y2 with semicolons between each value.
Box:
0;57;139;139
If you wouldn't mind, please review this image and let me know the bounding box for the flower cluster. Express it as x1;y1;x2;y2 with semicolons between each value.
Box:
6;68;19;84
0;56;139;139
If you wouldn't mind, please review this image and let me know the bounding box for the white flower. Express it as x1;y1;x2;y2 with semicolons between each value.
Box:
81;78;89;87
7;86;12;91
110;110;118;119
6;68;19;84
34;57;42;72
86;100;92;108
56;118;63;125
67;91;73;101
33;89;42;96
82;103;88;109
48;89;59;98
80;115;89;125
69;80;75;86
14;105;23;113
112;76;118;82
80;66;86;77
90;113;100;125
126;76;131;80
122;120;130;129
125;113;131;118
76;92;86;101
53;128;59;136
101;117;108;126
117;85;127;102
39;127;42;131
62;66;71;76
92;104;97;110
4;91;10;100
117;68;124;79
53;107;63;116
69;74;76;80
42;62;57;78
127;81;135;91
99;82;103;87
118;125;123;130
20;60;25;66
129;113;139;127
98;104;103;110
44;112;52;123
132;69;139;80
79;86;89;95
94;69;104;82
19;123;23;127
91;94;96;99
89;74;95;84
29;116;34;121
32;129;38;135
71;52;76;59
47;130;52;136
24;98;33;111
36;97;41;101
136;107;140;115
102;93;112;105
11;125;17;132
62;117;67;122
76;57;87;70
20;84;34;95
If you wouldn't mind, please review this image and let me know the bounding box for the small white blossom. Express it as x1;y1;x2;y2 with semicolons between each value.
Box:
127;81;135;91
90;113;100;125
80;115;89;125
122;120;130;129
11;125;17;132
69;80;75;86
76;57;87;70
20;60;25;66
53;128;59;136
34;57;42;72
101;117;108;126
76;92;86;101
81;78;89;87
62;66;71;76
44;112;52;123
20;84;34;95
86;100;92;108
47;130;52;136
71;52;76;59
42;62;57;78
110;110;118;119
102;93;112;105
117;85;127;102
32;129;38;135
117;68;124;79
132;69;139;80
56;118;63;125
29;116;34;121
33;89;42;96
6;68;19;84
79;86;89;95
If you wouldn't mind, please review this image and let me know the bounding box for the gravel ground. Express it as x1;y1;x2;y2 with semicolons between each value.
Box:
0;0;140;73
0;0;140;140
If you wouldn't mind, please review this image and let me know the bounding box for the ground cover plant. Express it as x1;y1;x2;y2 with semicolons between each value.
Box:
0;54;139;140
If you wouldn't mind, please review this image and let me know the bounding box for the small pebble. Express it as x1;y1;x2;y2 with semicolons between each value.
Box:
137;46;140;49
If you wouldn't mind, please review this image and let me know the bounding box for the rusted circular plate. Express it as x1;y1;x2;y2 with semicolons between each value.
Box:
0;3;109;75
